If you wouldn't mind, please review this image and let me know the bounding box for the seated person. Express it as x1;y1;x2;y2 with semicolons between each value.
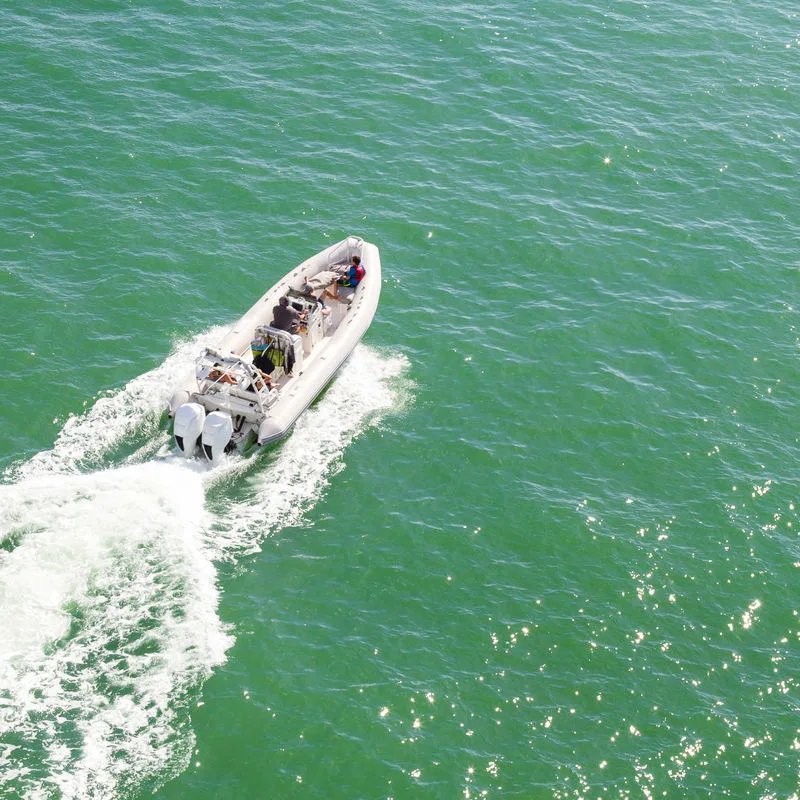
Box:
301;281;331;318
251;369;274;392
326;256;365;298
207;364;238;385
302;280;325;306
270;296;305;334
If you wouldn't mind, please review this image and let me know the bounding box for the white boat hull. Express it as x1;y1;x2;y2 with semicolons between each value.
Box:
168;236;381;460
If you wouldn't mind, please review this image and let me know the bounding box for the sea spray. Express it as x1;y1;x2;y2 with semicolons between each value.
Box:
0;334;409;798
202;344;411;558
5;327;231;482
0;463;230;799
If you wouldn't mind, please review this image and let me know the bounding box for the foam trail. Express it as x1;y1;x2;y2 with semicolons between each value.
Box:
7;327;231;482
202;345;411;558
0;335;410;798
0;463;231;799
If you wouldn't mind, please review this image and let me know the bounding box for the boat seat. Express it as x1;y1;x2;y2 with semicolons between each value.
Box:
254;325;304;372
202;375;275;404
197;384;276;419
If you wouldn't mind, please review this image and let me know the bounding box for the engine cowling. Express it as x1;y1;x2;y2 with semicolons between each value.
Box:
202;411;234;462
168;390;190;418
173;402;205;458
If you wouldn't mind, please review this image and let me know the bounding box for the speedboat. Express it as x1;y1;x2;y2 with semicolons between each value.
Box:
168;235;381;461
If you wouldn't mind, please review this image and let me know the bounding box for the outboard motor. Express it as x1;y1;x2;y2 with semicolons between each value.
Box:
173;402;205;458
168;390;190;418
202;411;234;462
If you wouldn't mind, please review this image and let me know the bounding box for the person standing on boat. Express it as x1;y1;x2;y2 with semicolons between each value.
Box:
271;296;305;334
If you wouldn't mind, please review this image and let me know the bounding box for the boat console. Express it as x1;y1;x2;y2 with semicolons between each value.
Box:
285;290;326;352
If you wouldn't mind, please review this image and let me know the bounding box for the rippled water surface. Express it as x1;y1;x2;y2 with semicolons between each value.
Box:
1;1;799;798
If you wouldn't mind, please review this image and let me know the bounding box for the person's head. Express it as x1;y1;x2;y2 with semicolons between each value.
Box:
352;256;361;265
279;296;289;306
302;282;314;295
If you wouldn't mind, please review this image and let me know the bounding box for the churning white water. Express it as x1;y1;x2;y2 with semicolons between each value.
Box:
0;331;408;799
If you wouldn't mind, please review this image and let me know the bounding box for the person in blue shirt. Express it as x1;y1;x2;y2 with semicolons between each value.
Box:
327;256;366;298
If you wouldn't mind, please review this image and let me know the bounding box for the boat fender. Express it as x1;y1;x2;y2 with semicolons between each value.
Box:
173;402;205;458
202;411;234;462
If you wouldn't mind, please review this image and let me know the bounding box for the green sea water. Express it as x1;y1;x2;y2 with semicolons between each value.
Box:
1;2;799;798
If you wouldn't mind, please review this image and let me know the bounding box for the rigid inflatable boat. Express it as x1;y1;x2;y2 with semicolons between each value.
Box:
168;236;381;461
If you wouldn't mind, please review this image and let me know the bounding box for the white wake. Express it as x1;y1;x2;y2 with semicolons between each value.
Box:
0;331;409;799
